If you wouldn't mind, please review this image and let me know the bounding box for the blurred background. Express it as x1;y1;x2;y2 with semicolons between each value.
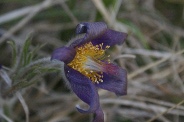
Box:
0;0;184;122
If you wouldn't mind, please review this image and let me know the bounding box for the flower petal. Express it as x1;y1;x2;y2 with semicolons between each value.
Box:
64;65;100;113
51;46;76;64
95;63;127;96
70;22;107;47
91;29;127;49
93;107;104;122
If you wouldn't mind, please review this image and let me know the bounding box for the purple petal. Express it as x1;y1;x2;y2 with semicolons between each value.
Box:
95;63;127;96
51;46;76;64
91;29;127;49
70;22;107;47
93;107;104;122
64;65;100;113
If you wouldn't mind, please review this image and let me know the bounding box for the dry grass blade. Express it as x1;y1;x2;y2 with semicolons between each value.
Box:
113;54;136;61
59;2;78;25
0;0;184;121
91;0;111;24
16;92;29;122
0;6;33;25
101;99;184;115
147;100;184;122
0;0;66;44
124;48;172;58
0;111;14;122
128;49;184;80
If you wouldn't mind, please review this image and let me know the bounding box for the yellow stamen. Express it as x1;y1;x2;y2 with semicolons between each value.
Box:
68;42;110;83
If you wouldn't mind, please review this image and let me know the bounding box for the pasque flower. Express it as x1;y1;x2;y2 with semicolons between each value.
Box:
51;22;127;122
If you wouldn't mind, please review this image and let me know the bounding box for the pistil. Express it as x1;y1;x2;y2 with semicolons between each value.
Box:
67;42;110;83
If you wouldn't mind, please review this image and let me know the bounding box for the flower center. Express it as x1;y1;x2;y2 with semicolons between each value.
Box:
67;42;110;83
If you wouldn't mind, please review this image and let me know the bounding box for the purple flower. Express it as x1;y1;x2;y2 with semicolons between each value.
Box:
51;22;128;122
